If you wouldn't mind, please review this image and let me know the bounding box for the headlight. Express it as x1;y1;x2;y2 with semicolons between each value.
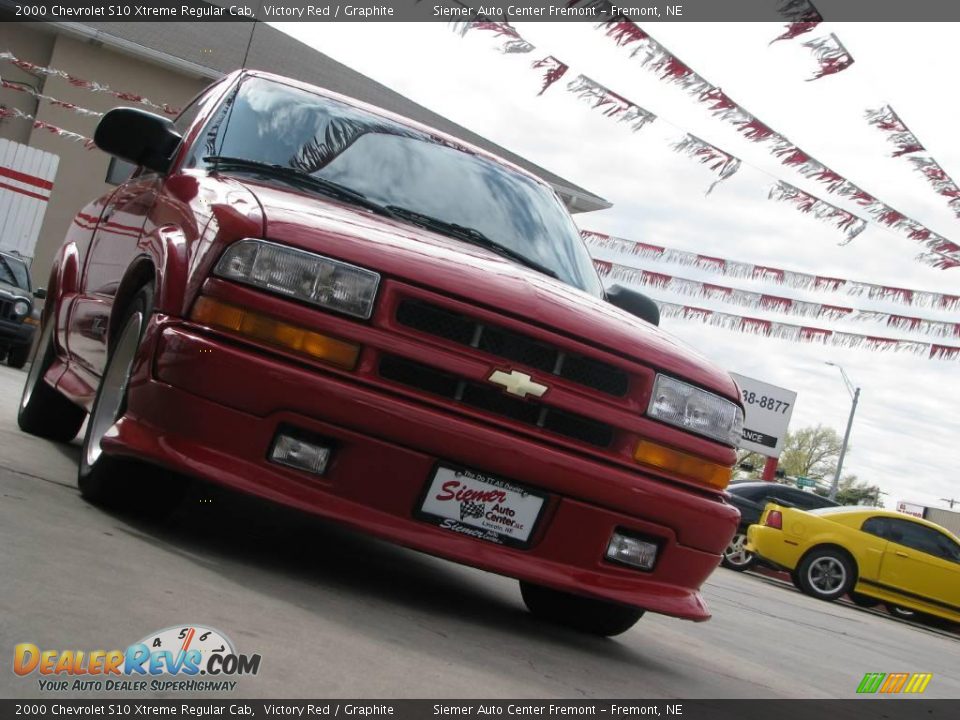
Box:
647;373;743;446
214;239;380;319
13;300;30;317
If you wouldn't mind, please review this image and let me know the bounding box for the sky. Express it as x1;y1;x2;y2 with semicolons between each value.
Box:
273;20;960;511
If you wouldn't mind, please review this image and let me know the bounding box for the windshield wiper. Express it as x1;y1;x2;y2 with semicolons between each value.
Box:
203;156;395;219
385;206;559;279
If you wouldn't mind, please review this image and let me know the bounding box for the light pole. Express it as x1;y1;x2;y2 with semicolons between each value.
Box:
826;362;860;501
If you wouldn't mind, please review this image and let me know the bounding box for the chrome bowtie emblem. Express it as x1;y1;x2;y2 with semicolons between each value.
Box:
488;369;549;399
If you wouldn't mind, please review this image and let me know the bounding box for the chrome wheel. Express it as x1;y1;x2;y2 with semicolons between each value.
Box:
78;284;186;518
722;532;755;570
83;310;142;472
20;319;53;412
807;556;847;595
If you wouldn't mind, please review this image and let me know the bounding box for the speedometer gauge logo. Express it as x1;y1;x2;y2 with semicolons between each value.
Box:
137;625;235;662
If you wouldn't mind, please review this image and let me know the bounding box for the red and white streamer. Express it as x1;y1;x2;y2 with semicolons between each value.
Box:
566;75;656;132
580;13;960;268
802;34;855;80
600;19;714;97
655;301;960;361
770;0;823;43
448;10;960;266
0;107;94;147
864;106;960;219
450;21;535;54
580;229;960;311
593;259;960;339
1;80;103;117
864;106;923;157
672;134;741;194
0;51;180;116
531;56;569;95
768;180;867;243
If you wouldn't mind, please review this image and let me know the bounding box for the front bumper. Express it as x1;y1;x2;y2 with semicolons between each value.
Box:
106;318;738;621
0;318;34;347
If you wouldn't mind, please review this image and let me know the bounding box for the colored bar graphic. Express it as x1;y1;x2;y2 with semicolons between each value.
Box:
880;672;909;693
857;673;886;693
857;672;932;694
904;673;933;694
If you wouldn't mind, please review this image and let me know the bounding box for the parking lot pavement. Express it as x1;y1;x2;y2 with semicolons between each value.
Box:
1;362;957;699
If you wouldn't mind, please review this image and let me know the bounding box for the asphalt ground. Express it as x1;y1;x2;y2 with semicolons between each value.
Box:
1;363;957;699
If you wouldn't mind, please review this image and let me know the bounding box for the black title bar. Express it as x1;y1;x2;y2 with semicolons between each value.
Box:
1;700;958;719
3;0;960;22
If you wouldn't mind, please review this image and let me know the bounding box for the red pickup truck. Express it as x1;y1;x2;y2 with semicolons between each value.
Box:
19;70;742;636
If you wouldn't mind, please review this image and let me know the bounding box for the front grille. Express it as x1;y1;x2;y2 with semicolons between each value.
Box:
0;298;14;322
396;300;629;397
379;355;614;448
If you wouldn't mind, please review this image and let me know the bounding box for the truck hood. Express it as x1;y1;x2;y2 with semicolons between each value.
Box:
0;280;29;301
240;181;739;400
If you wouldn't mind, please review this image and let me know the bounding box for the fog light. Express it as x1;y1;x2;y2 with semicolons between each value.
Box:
269;432;331;475
606;532;658;571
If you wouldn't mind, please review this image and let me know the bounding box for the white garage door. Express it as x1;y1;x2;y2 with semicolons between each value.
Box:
0;139;60;262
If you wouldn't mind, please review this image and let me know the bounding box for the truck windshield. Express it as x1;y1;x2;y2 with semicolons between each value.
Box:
195;76;604;297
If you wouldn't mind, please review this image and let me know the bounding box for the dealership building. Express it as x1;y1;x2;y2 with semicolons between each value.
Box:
0;18;609;286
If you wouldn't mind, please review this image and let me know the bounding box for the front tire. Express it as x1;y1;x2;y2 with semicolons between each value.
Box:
78;286;185;516
796;548;855;601
721;531;755;571
519;581;644;637
18;318;86;441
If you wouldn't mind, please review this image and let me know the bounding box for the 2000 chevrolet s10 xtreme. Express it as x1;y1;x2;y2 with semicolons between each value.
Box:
18;70;744;636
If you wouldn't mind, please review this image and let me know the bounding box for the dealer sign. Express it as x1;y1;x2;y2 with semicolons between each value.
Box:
729;372;797;458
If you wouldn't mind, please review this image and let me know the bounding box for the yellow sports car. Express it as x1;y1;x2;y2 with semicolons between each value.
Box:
746;505;960;624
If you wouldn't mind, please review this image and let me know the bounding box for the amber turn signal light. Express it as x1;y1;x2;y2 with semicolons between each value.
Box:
633;440;733;490
190;296;360;370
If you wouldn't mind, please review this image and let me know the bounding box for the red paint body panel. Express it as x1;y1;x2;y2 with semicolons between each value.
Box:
39;70;745;620
103;317;730;620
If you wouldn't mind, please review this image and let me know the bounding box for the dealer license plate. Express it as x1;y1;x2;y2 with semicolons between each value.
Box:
418;465;546;548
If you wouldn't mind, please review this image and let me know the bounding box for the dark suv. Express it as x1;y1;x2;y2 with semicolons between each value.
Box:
0;251;42;368
722;481;839;570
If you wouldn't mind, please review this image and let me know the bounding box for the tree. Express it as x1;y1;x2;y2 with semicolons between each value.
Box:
833;475;882;506
736;424;843;480
736;424;883;505
735;448;766;476
778;425;843;480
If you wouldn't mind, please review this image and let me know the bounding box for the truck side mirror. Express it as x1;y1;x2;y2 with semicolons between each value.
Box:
94;108;182;174
33;288;47;300
605;284;660;326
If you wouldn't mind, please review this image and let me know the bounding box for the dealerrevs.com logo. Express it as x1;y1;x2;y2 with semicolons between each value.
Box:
14;625;261;692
